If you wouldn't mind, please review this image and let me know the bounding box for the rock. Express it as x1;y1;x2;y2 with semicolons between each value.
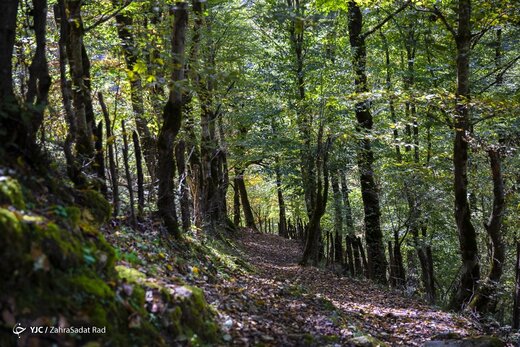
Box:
349;335;388;347
423;336;505;347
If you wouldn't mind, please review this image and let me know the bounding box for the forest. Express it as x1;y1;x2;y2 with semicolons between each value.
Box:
0;0;519;345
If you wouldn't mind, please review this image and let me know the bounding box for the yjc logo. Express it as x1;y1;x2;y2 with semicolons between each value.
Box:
12;323;26;338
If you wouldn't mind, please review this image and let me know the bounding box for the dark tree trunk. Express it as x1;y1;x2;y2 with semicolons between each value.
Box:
450;0;480;310
345;235;355;276
235;169;257;230
122;120;136;225
95;121;107;196
356;237;369;278
331;171;343;264
0;0;18;103
64;0;95;167
133;131;145;219
351;235;363;277
25;0;51;151
0;0;22;153
99;92;120;216
469;148;505;313
114;0;157;182
394;230;406;288
275;163;288;238
233;177;241;227
157;1;188;238
347;1;387;284
175;140;191;231
300;130;331;266
513;241;520;329
388;241;396;287
54;2;80;184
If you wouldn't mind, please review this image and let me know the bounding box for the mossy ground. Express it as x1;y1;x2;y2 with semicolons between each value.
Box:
0;175;220;347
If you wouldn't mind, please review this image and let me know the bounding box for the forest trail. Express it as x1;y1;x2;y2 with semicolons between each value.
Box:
207;231;483;346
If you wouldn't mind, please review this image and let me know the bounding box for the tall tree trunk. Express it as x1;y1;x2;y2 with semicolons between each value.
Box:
513;241;520;329
157;1;188;238
133;131;145;219
114;0;157;182
122;120;135;225
233;176;241;227
95;121;107;196
300;129;331;266
175;140;192;231
63;0;95;183
275;161;288;238
0;0;22;153
235;169;257;230
469;148;505;313
347;1;387;284
345;235;355;276
450;0;480;310
99;92;120;216
25;0;51;152
331;171;343;264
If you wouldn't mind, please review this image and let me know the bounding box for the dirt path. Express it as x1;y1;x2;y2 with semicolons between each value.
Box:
207;230;482;346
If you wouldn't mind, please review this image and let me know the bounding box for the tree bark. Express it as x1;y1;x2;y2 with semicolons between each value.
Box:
300;130;331;266
157;1;188;238
122;120;135;225
235;169;257;230
25;0;51;151
95;121;107;196
469;148;505;313
347;1;387;284
331;171;343;264
513;241;520;329
114;0;157;181
99;92;120;216
275;162;288;238
450;0;480;310
133;131;145;219
175;140;191;231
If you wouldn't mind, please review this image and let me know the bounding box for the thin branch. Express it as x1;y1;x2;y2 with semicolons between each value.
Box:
362;0;412;39
432;5;456;38
85;2;132;33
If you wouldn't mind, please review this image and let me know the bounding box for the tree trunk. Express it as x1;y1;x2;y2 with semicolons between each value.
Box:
345;235;355;276
132;131;145;219
300;130;331;266
157;1;188;238
469;148;505;313
235;169;257;230
233;177;241;227
99;92;120;216
175;140;191;231
513;241;520;329
122;120;135;225
347;1;387;284
114;0;157;182
0;0;21;152
275;162;288;238
25;0;51;151
331;171;344;264
95;121;107;196
450;0;480;310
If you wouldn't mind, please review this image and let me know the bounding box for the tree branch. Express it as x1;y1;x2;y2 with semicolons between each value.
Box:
432;5;456;38
85;2;132;33
362;0;411;39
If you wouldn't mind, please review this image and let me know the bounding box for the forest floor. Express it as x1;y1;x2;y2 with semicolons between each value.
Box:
108;224;509;346
205;230;484;346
